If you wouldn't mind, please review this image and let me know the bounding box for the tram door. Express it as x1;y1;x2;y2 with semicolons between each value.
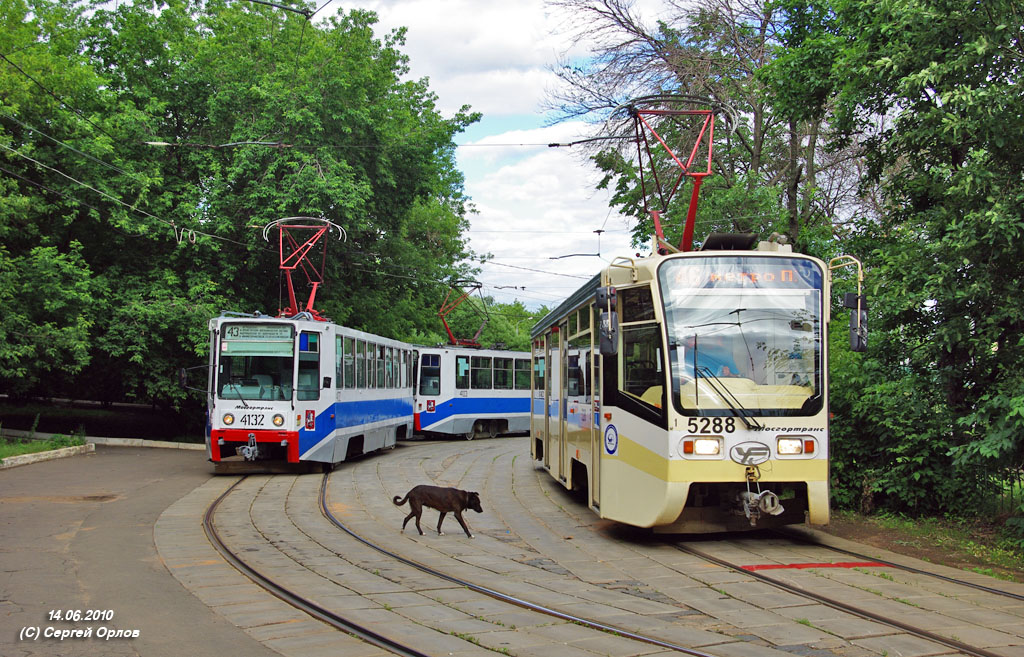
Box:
590;306;601;508
294;331;321;446
558;321;568;482
543;332;556;472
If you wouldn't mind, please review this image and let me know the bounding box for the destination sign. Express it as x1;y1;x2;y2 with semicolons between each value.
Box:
662;257;822;290
223;324;293;340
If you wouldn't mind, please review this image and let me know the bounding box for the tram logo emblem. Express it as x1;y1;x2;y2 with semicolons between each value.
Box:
305;410;315;430
604;424;619;456
426;400;436;413
729;441;770;465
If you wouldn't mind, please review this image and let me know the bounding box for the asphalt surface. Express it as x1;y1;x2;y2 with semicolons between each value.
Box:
0;445;280;657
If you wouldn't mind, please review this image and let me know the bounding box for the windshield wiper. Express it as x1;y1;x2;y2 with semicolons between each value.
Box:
226;382;250;409
695;366;762;430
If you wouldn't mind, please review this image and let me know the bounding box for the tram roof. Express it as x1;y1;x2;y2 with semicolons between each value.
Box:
530;273;601;339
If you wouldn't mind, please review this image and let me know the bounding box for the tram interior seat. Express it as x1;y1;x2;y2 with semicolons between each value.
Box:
421;377;440;395
640;386;662;408
252;374;276;400
626;366;659;396
297;371;318;400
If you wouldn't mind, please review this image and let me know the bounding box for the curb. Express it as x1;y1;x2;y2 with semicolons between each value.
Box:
0;443;96;470
1;429;206;471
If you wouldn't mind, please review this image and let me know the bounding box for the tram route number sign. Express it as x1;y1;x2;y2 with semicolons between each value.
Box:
223;324;292;340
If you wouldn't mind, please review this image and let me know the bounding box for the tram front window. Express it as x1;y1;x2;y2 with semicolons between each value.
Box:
658;257;824;417
217;323;295;401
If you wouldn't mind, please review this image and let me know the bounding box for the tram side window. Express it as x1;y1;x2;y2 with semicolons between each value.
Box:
297;331;320;400
567;354;582;396
336;336;343;388
377;345;386;389
367;342;377;388
419;354;441;395
514;359;531;390
621;325;662;403
493;358;513;390
620;286;655;322
456;356;470;389
471;356;492;389
343;337;355;389
355;340;365;388
533;356;545;393
386;347;394;388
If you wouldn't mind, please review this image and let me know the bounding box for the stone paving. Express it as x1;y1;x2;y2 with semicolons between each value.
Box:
155;437;1024;657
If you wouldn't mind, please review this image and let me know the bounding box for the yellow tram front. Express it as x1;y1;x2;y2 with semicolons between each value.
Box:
531;242;844;533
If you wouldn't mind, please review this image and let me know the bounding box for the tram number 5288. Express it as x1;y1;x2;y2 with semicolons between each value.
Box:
686;417;736;434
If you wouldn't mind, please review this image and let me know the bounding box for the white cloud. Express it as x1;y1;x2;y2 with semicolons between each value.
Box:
315;0;653;308
460;131;640;307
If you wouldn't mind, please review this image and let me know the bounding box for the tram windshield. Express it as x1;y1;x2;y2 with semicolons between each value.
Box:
658;256;824;417
216;323;295;401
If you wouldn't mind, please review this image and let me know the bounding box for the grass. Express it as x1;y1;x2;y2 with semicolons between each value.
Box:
1;430;86;460
831;509;1024;581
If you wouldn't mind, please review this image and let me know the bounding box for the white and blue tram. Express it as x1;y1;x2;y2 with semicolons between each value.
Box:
530;236;865;532
206;312;414;468
414;346;532;439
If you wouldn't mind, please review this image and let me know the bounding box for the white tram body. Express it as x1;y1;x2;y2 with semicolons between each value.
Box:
206;313;414;466
414;346;532;439
531;239;853;532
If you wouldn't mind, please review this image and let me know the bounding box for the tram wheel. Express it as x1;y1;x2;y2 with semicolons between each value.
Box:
487;422;499;439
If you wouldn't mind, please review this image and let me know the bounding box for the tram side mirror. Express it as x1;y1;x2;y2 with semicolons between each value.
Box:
596;286;618;356
599;311;619;356
177;365;210;394
322;376;331;389
843;293;868;352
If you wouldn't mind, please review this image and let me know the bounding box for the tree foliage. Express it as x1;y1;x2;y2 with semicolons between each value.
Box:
0;0;479;408
772;0;1024;518
551;0;1024;529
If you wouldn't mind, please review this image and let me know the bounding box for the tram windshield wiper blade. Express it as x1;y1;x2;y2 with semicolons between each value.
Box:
695;366;762;430
227;382;250;408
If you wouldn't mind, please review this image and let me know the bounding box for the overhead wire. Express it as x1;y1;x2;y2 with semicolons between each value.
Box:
0;53;118;142
0;142;261;250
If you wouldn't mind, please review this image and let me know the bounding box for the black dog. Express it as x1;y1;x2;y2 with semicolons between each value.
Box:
392;484;483;538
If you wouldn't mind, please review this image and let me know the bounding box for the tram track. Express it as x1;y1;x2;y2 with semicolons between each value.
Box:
673;539;1016;657
206;471;725;657
316;471;724;657
203;476;429;657
199;447;1022;657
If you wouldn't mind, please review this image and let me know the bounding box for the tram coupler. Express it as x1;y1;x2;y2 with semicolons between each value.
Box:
238;433;260;461
738;490;785;526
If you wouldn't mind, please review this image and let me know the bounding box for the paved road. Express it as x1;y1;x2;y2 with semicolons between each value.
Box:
0;445;280;657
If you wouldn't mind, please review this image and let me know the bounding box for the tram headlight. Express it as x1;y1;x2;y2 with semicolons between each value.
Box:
778;437;815;455
273;414;285;427
222;413;235;426
694;438;720;455
681;437;721;456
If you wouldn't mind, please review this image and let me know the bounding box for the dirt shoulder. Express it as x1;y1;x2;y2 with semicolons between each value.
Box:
818;511;1024;583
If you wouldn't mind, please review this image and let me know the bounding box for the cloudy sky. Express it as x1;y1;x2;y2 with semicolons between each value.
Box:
321;0;652;311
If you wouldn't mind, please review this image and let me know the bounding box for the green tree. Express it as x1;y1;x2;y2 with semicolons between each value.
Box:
0;0;478;409
775;0;1024;515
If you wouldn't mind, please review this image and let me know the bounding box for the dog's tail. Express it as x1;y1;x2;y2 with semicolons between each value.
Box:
392;494;408;507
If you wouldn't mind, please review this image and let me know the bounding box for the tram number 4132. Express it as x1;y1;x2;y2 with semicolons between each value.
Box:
238;414;265;426
686;417;737;434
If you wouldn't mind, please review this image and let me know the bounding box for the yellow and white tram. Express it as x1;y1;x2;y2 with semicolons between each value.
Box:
530;235;864;532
